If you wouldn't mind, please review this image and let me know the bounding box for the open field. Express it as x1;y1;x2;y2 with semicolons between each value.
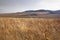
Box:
0;12;60;18
0;18;60;40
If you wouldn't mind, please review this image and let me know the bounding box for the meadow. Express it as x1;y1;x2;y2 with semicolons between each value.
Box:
0;18;60;40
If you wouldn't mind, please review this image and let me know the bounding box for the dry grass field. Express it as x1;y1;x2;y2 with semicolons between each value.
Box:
0;18;60;40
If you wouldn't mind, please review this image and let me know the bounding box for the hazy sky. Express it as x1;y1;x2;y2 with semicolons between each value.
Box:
0;0;60;13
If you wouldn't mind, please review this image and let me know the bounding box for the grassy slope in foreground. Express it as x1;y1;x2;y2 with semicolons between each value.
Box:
0;18;60;40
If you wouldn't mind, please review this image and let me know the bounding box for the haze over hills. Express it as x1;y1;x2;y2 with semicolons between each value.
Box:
24;9;60;14
0;9;60;18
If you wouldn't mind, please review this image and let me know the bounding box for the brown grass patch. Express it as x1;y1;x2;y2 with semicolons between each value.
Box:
0;18;60;40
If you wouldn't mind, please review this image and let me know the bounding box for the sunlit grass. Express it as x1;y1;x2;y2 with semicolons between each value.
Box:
0;18;60;40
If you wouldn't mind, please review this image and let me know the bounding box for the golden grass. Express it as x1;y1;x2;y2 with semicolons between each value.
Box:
0;18;60;40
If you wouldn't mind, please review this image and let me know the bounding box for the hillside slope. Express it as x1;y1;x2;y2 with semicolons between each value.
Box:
0;18;60;40
0;12;60;18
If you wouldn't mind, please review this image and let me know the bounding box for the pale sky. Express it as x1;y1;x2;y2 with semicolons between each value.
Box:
0;0;60;13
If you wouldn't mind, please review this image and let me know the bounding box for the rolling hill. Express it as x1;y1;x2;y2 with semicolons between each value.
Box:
0;10;60;18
